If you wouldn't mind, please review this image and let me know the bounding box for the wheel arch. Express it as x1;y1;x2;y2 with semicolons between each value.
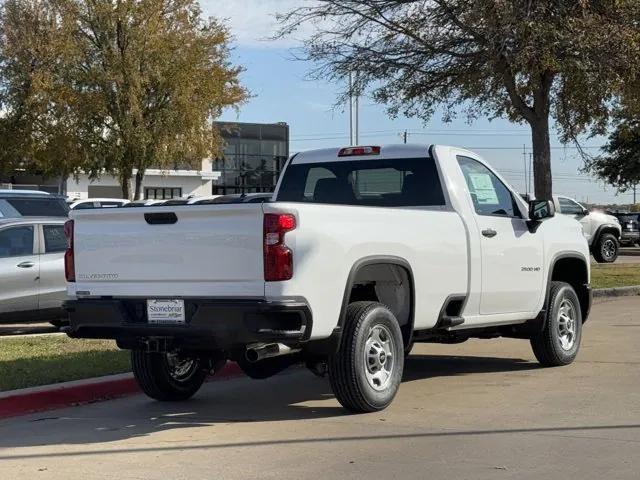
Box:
547;253;591;324
592;224;621;245
337;255;416;349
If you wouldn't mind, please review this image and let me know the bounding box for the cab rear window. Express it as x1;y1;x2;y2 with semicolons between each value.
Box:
277;158;446;207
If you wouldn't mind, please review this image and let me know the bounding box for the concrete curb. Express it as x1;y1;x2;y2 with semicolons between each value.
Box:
0;362;242;420
593;285;640;299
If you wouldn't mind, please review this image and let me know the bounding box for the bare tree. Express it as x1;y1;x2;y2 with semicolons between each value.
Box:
278;0;639;199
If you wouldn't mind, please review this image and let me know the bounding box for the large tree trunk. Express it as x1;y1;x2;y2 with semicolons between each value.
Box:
530;116;552;200
120;173;131;199
133;169;144;200
58;171;67;196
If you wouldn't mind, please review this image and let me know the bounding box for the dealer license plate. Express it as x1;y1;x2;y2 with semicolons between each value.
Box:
147;299;185;324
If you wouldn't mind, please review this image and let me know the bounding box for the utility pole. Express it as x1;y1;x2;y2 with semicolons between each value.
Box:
528;152;533;197
354;89;359;144
348;72;353;146
403;130;408;144
522;145;528;196
348;71;360;145
634;183;637;204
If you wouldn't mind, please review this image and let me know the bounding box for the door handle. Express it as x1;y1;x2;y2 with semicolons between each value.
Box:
145;212;178;225
482;228;497;238
17;261;35;268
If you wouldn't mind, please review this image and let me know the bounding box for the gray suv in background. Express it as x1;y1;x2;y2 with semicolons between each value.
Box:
0;190;69;218
0;216;68;325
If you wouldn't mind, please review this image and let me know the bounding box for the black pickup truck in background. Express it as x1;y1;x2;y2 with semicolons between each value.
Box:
609;212;640;247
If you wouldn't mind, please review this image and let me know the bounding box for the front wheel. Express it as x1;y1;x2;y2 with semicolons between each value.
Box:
530;282;582;367
131;350;207;401
592;233;618;263
328;301;404;413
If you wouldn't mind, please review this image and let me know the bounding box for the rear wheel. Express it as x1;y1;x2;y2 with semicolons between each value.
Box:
328;301;404;413
131;350;207;401
530;282;582;367
592;233;618;263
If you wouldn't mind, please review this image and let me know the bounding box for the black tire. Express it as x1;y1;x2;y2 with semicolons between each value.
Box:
328;301;404;413
131;350;207;401
530;281;582;367
592;233;618;263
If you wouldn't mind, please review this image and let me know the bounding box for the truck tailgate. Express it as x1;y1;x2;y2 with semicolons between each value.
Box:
70;204;266;298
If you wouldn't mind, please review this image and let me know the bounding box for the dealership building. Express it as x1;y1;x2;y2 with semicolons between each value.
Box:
1;121;290;200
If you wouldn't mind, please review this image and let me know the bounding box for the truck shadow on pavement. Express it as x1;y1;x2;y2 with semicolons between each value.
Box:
0;353;540;451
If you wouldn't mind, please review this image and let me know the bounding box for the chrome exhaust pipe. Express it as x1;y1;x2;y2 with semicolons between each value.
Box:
245;343;300;363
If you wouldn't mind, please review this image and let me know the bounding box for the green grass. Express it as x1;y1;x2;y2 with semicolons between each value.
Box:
0;336;130;392
591;263;640;289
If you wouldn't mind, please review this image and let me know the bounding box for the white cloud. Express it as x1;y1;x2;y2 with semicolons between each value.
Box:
201;0;314;48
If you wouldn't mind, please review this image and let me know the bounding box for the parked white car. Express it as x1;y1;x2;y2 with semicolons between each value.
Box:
553;195;621;263
0;217;67;325
187;195;222;204
69;198;130;210
64;144;591;412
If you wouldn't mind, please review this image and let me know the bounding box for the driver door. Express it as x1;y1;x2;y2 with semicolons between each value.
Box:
0;224;39;316
458;156;544;315
557;197;591;240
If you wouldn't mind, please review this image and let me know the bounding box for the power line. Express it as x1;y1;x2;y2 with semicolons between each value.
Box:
290;128;532;139
289;131;605;150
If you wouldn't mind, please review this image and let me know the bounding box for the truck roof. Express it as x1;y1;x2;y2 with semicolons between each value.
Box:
290;144;433;165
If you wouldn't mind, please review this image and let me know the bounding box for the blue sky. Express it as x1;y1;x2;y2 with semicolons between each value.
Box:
205;0;631;205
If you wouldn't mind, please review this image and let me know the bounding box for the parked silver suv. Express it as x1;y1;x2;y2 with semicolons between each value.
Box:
0;217;67;324
554;195;621;263
0;190;69;218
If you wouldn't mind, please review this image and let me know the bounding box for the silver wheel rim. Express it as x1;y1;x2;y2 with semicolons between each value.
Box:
602;239;616;259
363;324;395;391
165;352;199;382
557;298;577;351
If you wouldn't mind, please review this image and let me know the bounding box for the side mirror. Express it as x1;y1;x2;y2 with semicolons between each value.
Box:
529;199;555;221
581;207;589;216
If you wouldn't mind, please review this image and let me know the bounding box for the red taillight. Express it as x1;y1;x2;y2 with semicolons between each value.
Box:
264;213;296;281
64;219;75;282
338;146;381;157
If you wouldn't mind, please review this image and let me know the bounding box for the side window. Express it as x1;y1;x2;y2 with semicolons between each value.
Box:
457;156;520;217
0;226;34;258
558;197;584;215
43;225;67;253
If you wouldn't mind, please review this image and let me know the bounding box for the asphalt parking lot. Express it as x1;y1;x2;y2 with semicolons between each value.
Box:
0;297;638;479
612;246;640;264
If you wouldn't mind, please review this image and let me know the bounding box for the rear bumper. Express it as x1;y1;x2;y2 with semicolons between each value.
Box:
63;298;312;350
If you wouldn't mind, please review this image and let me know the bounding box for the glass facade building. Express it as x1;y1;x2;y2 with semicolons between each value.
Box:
213;121;289;195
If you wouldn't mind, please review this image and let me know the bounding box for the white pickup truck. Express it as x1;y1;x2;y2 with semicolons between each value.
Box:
64;144;591;412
